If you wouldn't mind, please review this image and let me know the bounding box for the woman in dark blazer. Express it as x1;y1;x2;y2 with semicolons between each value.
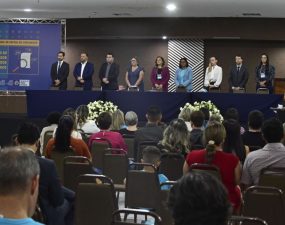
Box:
150;56;170;92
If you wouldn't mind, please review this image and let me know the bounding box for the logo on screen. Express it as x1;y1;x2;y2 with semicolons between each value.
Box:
19;79;30;87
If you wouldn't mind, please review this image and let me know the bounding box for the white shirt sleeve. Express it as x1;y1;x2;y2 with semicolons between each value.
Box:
214;66;223;87
204;68;210;86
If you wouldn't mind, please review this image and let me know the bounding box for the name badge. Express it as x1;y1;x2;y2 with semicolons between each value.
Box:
157;74;162;80
260;73;266;79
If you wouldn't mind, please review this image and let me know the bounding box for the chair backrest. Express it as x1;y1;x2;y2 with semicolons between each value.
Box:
50;148;76;180
136;141;158;162
243;186;285;225
112;208;162;225
90;137;112;170
103;148;128;185
128;86;139;92
159;153;184;181
259;167;285;194
63;156;94;191
125;163;161;210
78;130;90;145
233;88;246;94
75;174;118;225
190;144;204;151
42;130;54;155
189;163;221;180
123;135;135;159
257;88;269;94
228;216;268;225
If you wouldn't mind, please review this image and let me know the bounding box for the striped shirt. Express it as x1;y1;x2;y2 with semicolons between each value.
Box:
241;143;285;185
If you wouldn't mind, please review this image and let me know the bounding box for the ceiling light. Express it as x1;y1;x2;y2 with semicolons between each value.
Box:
162;36;167;40
24;8;32;12
166;3;177;11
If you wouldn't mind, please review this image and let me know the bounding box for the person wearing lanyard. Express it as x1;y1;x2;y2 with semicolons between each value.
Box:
204;56;223;91
150;56;170;92
255;53;275;94
175;57;193;92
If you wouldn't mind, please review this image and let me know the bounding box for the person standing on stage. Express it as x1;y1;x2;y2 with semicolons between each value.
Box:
150;56;170;92
228;55;249;92
204;56;223;91
73;52;94;91
255;53;275;94
125;57;144;92
99;53;120;91
50;51;69;90
175;57;193;92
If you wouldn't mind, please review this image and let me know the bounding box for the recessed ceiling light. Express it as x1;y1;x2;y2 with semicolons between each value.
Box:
166;3;177;11
24;8;32;12
162;36;167;40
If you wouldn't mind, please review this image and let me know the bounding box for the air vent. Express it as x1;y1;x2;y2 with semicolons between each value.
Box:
242;13;261;16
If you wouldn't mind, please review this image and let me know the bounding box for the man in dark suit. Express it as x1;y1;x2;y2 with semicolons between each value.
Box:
16;122;74;225
50;51;69;90
99;53;120;90
228;55;249;92
73;52;94;90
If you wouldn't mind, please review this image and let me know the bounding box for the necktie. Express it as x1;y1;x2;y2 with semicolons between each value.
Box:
237;66;240;73
57;62;61;74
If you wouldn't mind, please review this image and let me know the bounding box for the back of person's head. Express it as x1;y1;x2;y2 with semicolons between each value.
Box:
0;147;40;217
142;146;161;167
224;108;239;121
248;110;264;130
168;172;230;225
178;108;192;122
46;111;61;125
204;123;226;164
223;119;245;162
161;119;190;154
97;112;112;130
111;109;125;131
190;111;205;128
146;106;162;123
63;107;77;129
55;115;74;151
200;107;210;121
17;122;40;146
208;115;222;126
125;111;138;126
262;118;283;143
76;105;89;127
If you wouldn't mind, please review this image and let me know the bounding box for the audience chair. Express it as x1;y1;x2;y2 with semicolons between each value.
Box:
256;88;269;94
233;88;246;94
136;140;158;162
77;129;90;145
63;156;94;192
75;174;118;225
209;87;221;93
243;186;285;225
90;137;112;170
190;144;204;151
49;86;60;91
123;134;135;160
42;130;54;155
73;86;84;91
189;163;221;180
128;86;139;92
228;216;268;225
112;208;162;225
159;153;184;180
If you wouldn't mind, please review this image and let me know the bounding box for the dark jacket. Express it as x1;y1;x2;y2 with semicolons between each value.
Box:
190;128;204;150
73;62;94;90
99;62;120;90
50;61;69;90
228;65;249;90
255;64;275;85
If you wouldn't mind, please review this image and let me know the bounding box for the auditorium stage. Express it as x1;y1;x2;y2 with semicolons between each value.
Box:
26;90;283;123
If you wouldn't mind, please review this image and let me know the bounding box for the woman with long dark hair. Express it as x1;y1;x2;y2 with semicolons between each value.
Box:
255;53;275;93
150;56;170;92
45;115;91;160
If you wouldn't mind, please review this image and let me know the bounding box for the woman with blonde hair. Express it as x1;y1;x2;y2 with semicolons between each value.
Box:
111;109;126;131
178;107;192;131
183;122;241;213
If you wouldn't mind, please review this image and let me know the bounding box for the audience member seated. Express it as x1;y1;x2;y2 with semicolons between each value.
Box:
178;107;192;131
183;123;242;213
111;109;126;131
242;110;266;150
46;115;91;160
0;147;42;225
224;107;245;134
76;105;99;134
141;146;170;190
241;118;285;187
189;111;205;150
53;107;82;139
134;106;165;155
158;119;190;155
168;172;231;225
88;112;128;152
223;119;247;163
208;114;222;126
119;111;138;136
39;111;61;155
200;107;210;128
16;123;74;225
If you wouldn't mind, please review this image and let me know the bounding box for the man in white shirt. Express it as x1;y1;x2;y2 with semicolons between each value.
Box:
204;57;223;91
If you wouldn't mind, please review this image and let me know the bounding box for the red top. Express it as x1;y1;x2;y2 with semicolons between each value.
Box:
88;131;128;152
150;67;170;92
186;149;241;210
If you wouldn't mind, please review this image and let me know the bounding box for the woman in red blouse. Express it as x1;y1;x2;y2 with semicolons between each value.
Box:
183;123;242;213
150;56;170;92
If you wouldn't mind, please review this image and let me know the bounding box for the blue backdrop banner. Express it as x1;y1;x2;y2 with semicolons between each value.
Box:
0;23;61;90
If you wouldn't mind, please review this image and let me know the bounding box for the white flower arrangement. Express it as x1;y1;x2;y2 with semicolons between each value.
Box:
180;100;223;121
87;100;118;121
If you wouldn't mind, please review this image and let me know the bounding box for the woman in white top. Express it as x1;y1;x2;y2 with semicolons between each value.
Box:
204;56;223;91
76;105;100;134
